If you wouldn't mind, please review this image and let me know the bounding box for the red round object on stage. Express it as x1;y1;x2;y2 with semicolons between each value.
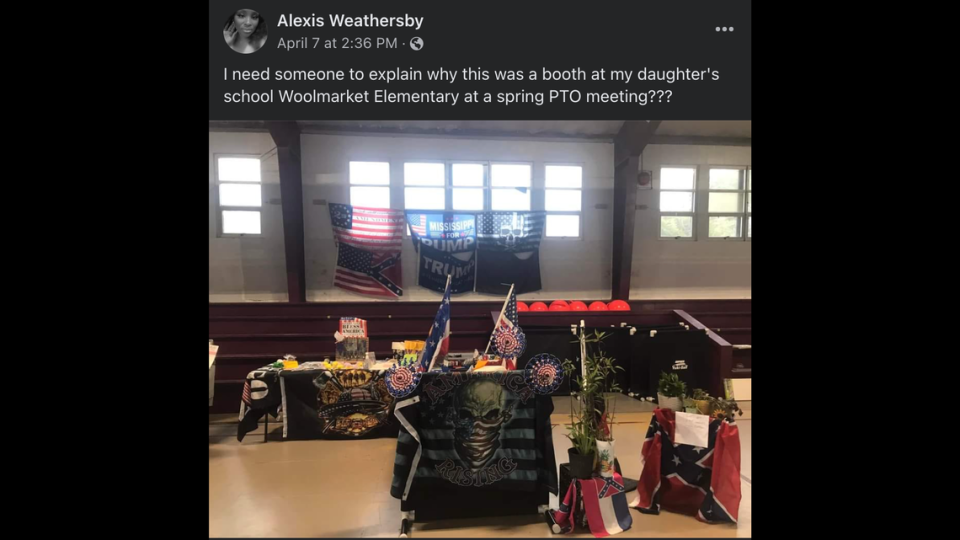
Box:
517;302;530;312
607;300;631;311
588;301;608;311
569;301;588;311
530;301;548;311
549;301;570;311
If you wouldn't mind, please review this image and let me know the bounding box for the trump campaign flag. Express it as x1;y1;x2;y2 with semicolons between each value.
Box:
406;212;477;294
329;203;404;298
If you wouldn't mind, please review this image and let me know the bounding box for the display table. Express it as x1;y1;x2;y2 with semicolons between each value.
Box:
390;370;559;534
279;366;398;440
630;408;741;524
237;364;399;442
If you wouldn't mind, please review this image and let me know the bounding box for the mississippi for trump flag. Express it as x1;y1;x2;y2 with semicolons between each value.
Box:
406;212;477;294
329;203;404;298
630;408;741;524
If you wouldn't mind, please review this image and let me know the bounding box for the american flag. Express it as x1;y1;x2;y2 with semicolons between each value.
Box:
418;275;452;372
330;203;405;298
483;284;518;357
476;212;545;252
408;214;428;236
241;380;252;406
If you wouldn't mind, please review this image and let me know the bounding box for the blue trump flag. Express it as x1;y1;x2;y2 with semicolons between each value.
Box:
407;213;477;294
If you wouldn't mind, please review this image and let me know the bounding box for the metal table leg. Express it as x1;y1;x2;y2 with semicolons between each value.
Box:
399;510;414;538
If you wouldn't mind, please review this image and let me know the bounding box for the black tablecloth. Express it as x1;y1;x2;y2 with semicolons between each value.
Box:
279;368;399;440
237;365;283;442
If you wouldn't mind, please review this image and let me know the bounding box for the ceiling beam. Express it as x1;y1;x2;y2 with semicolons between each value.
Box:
648;135;751;146
297;123;616;142
614;120;662;166
266;121;307;303
611;155;641;301
208;121;269;132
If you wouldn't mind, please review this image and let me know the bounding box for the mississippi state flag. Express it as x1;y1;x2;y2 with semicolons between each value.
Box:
630;408;741;524
549;473;632;537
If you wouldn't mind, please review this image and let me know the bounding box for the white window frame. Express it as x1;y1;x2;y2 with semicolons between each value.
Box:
746;168;751;241
402;160;447;212
489;161;534;212
543;162;584;240
348;160;392;209
703;165;749;242
400;160;492;235
215;153;263;237
657;165;698;241
449;161;490;212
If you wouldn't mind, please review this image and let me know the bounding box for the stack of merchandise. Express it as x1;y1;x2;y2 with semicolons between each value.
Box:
402;340;426;367
336;317;369;366
443;352;474;370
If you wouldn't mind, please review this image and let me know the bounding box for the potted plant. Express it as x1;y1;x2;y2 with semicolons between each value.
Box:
564;409;596;479
561;330;624;479
691;388;712;415
657;372;686;411
708;396;744;421
596;393;619;478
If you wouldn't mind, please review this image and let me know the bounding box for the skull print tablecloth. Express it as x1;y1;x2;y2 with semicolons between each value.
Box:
390;371;558;520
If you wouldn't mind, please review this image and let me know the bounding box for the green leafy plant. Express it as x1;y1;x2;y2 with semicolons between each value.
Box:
708;397;744;420
561;330;625;452
658;372;687;398
691;388;711;401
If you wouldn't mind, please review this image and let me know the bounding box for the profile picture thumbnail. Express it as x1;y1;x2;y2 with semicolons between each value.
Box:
223;9;267;54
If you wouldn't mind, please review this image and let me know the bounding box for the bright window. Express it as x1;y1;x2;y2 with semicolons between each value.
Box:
707;167;748;239
451;163;485;211
403;162;445;210
545;165;582;237
659;167;696;238
349;161;390;208
217;156;262;235
491;163;531;211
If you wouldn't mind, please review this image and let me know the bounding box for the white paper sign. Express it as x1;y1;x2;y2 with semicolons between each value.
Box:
674;411;709;448
334;331;345;342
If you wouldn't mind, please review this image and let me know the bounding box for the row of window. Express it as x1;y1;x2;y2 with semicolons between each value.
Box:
214;157;751;241
659;166;752;240
349;161;583;237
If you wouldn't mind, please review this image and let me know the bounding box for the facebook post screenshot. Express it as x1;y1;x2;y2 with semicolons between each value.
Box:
207;1;754;537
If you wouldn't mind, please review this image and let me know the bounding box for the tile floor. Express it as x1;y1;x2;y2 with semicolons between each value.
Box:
210;395;751;537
